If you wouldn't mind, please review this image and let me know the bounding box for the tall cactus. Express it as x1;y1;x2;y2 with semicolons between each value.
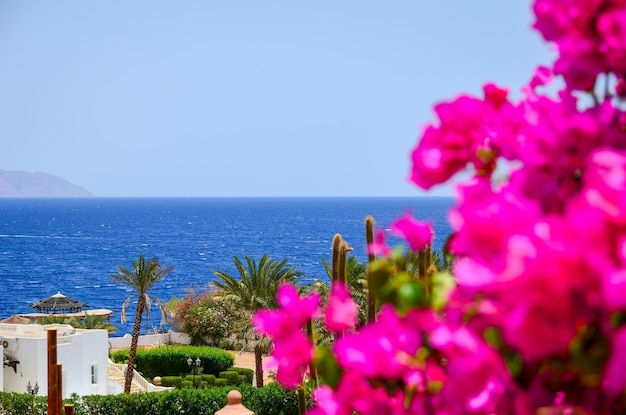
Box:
365;215;377;322
331;234;342;283
339;241;350;284
418;243;433;295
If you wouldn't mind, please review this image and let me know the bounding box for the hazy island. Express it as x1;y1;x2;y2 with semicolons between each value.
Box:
0;169;92;197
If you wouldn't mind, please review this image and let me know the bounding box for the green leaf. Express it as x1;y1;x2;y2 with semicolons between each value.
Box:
314;346;342;389
430;271;456;311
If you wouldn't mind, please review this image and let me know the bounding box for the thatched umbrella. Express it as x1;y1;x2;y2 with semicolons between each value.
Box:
28;291;89;314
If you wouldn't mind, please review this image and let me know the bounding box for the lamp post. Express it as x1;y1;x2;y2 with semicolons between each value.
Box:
27;381;39;415
187;356;201;387
27;381;39;396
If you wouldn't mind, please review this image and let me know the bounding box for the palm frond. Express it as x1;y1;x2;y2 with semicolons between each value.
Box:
120;296;132;324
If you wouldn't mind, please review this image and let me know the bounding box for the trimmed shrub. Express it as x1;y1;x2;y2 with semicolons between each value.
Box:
1;385;299;415
110;345;234;380
219;370;243;385
214;378;228;387
243;382;300;415
231;367;254;385
181;380;193;389
201;374;216;385
160;376;183;388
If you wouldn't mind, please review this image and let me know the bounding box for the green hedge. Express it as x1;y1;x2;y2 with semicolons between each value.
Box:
231;367;254;385
110;345;234;380
0;385;299;415
219;370;245;386
64;384;297;415
201;374;216;385
214;378;228;387
160;372;244;390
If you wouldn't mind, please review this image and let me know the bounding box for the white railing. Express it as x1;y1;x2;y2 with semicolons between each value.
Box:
57;336;73;345
108;360;171;392
0;324;17;333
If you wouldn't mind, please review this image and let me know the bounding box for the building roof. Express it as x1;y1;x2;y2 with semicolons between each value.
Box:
0;315;31;324
28;291;89;314
17;309;114;320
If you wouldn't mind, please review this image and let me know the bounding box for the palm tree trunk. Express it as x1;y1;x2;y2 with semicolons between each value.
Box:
124;296;145;393
254;343;264;388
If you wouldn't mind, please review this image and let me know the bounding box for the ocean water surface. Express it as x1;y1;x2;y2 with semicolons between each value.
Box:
0;197;453;335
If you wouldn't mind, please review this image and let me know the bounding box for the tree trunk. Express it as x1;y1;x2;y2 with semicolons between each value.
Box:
254;343;264;388
124;296;145;393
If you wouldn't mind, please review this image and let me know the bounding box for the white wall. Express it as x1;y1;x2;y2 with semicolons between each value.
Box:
1;324;108;397
108;331;190;350
58;329;108;397
2;336;46;395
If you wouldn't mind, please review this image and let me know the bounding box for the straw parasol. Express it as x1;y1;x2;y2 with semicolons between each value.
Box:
28;291;89;314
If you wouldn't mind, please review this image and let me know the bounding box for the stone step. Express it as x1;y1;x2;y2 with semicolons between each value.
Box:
108;365;142;393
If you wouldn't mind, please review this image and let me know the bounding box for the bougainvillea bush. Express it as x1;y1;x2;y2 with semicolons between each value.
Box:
253;1;626;414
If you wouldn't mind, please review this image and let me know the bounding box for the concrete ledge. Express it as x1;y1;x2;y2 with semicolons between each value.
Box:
108;331;190;349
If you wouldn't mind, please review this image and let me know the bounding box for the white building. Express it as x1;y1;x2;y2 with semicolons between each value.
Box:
1;323;109;397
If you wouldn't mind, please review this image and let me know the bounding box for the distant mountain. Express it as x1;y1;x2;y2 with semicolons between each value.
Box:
0;169;93;197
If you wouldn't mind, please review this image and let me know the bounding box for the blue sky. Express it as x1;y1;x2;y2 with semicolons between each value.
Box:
0;1;553;197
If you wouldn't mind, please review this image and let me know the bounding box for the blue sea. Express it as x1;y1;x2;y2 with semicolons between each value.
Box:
0;197;454;335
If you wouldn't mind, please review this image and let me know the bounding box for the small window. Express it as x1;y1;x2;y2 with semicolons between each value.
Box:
90;364;97;384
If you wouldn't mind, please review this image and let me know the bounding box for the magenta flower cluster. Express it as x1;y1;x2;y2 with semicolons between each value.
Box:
254;1;626;413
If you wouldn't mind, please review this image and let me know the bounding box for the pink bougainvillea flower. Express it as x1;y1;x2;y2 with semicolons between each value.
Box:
602;268;626;310
272;330;315;388
447;178;542;285
532;0;601;42
331;371;412;415
584;149;626;225
554;35;605;91
334;305;429;379
276;283;320;326
367;229;391;257
483;83;509;109
597;8;626;73
529;65;553;89
306;385;352;415
253;283;319;389
410;95;487;189
390;211;433;251
325;281;358;332
496;219;601;360
603;327;626;394
430;325;509;412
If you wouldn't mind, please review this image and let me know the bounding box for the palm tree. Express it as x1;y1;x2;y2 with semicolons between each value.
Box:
212;254;302;387
70;312;117;334
110;255;174;393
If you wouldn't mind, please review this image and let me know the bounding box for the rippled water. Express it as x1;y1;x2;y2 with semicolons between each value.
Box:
0;197;453;335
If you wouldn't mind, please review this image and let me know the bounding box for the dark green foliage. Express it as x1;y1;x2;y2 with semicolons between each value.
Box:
219;370;245;385
153;372;243;390
168;292;243;346
244;382;300;415
201;374;217;385
0;392;46;415
109;345;234;380
1;385;299;415
160;376;183;388
214;378;228;387
231;367;254;385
